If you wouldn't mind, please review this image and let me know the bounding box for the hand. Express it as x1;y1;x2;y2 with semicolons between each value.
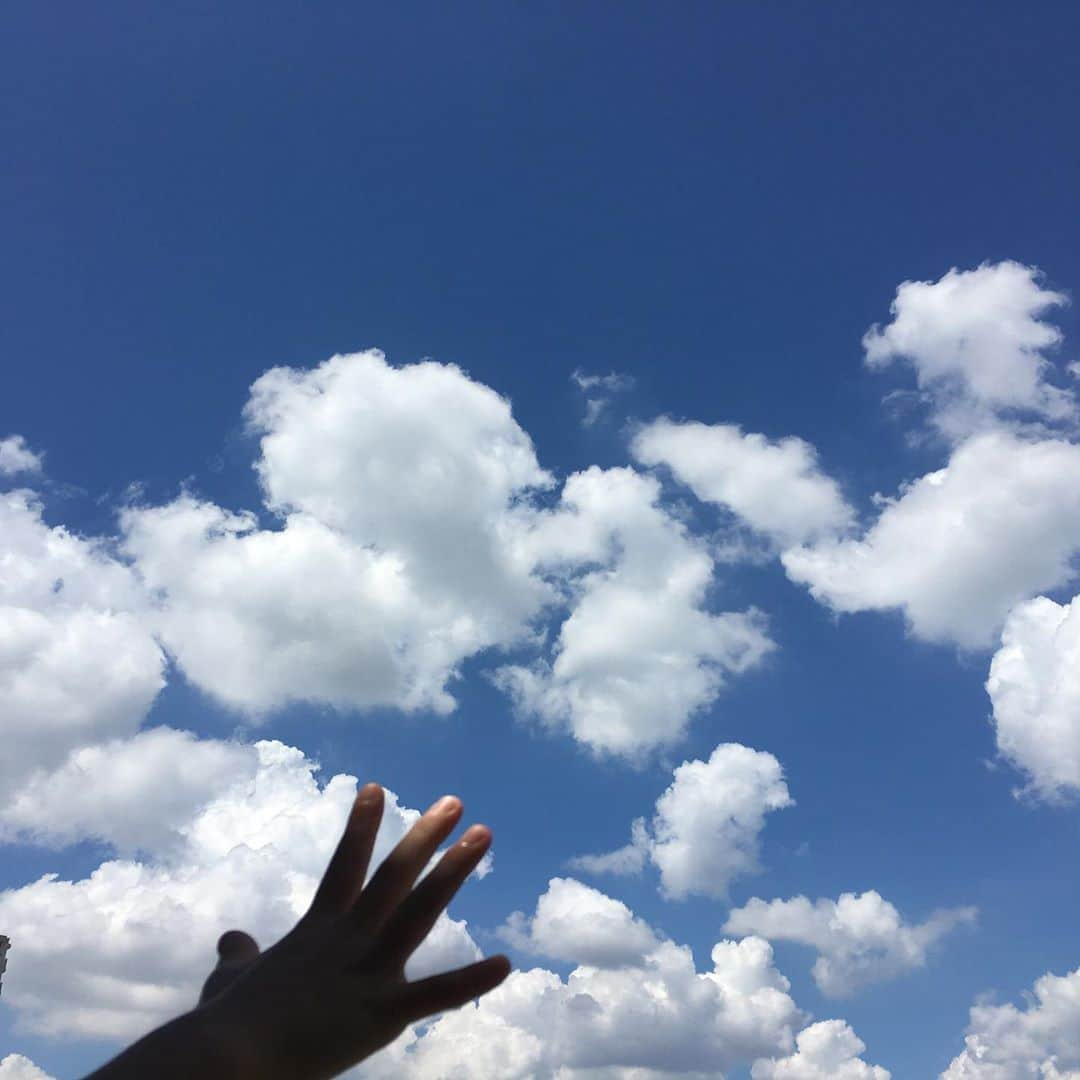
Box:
89;785;510;1080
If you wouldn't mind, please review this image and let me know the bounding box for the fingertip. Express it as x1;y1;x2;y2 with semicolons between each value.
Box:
357;782;384;805
460;823;492;847
216;929;258;960
485;953;512;980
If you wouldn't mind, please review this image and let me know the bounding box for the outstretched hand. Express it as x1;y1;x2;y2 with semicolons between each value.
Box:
89;785;510;1080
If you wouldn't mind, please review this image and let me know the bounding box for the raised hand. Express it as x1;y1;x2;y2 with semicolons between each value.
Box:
89;785;510;1080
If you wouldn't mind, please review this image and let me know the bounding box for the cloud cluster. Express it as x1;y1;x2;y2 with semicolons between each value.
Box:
0;1056;54;1080
752;1020;890;1080
0;489;165;788
633;419;854;548
987;594;1080;800
112;351;767;758
496;468;774;756
0;738;479;1040
942;965;1080;1078
0;435;43;477
571;742;793;898
781;431;1080;648
863;261;1074;441
362;878;805;1078
724;890;976;996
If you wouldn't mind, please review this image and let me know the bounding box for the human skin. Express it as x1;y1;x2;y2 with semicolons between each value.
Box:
85;784;511;1079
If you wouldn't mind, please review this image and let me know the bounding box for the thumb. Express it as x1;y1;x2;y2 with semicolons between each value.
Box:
198;929;261;1005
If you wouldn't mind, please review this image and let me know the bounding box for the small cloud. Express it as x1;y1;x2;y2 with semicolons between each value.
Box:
0;435;43;478
571;369;636;393
571;369;635;427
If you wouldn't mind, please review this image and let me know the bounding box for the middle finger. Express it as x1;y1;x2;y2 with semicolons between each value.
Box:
351;794;463;933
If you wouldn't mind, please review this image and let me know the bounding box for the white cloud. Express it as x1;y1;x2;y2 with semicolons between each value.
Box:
0;490;165;787
724;890;976;997
0;1056;55;1080
571;743;792;899
572;371;636;394
362;906;802;1078
863;261;1074;441
0;727;257;854
116;353;767;758
0;436;43;478
987;594;1080;801
572;370;635;428
0;739;479;1040
752;1020;890;1079
632;419;854;547
496;468;774;757
782;431;1080;648
498;878;661;968
942;966;1080;1079
120;350;555;718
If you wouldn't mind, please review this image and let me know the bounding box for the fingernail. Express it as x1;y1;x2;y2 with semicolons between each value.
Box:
358;782;382;803
432;795;461;815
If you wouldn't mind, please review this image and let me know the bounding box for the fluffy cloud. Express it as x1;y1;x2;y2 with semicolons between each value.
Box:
499;878;661;968
363;901;802;1078
782;431;1080;648
632;419;853;547
752;1020;890;1079
0;490;165;787
0;435;43;477
120;351;554;718
571;743;792;899
863;261;1074;441
0;1057;55;1080
118;352;765;757
0;739;479;1040
724;890;976;997
987;594;1080;801
0;727;257;853
496;469;774;756
942;966;1080;1078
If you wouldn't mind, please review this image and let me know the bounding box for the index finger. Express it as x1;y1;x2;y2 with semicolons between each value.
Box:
309;783;385;916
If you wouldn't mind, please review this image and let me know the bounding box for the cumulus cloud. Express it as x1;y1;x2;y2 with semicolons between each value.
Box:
782;431;1080;648
0;727;257;853
362;899;802;1079
0;1056;55;1080
987;594;1080;801
632;419;854;547
498;877;661;968
0;489;165;787
496;469;774;757
863;261;1074;441
752;1020;890;1079
121;351;554;718
0;739;480;1040
0;436;43;477
114;352;765;757
572;743;792;899
942;966;1080;1078
724;890;976;997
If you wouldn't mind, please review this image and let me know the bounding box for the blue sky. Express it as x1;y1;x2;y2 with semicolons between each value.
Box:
3;4;1080;1077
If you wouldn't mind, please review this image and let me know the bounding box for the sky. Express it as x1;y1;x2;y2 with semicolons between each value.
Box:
3;3;1080;1077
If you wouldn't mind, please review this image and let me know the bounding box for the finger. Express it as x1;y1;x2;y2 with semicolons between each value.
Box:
352;794;463;933
368;824;491;969
198;930;260;1005
388;955;511;1024
309;783;384;915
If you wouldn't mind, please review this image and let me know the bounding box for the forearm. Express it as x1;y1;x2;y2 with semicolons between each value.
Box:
83;1005;252;1080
